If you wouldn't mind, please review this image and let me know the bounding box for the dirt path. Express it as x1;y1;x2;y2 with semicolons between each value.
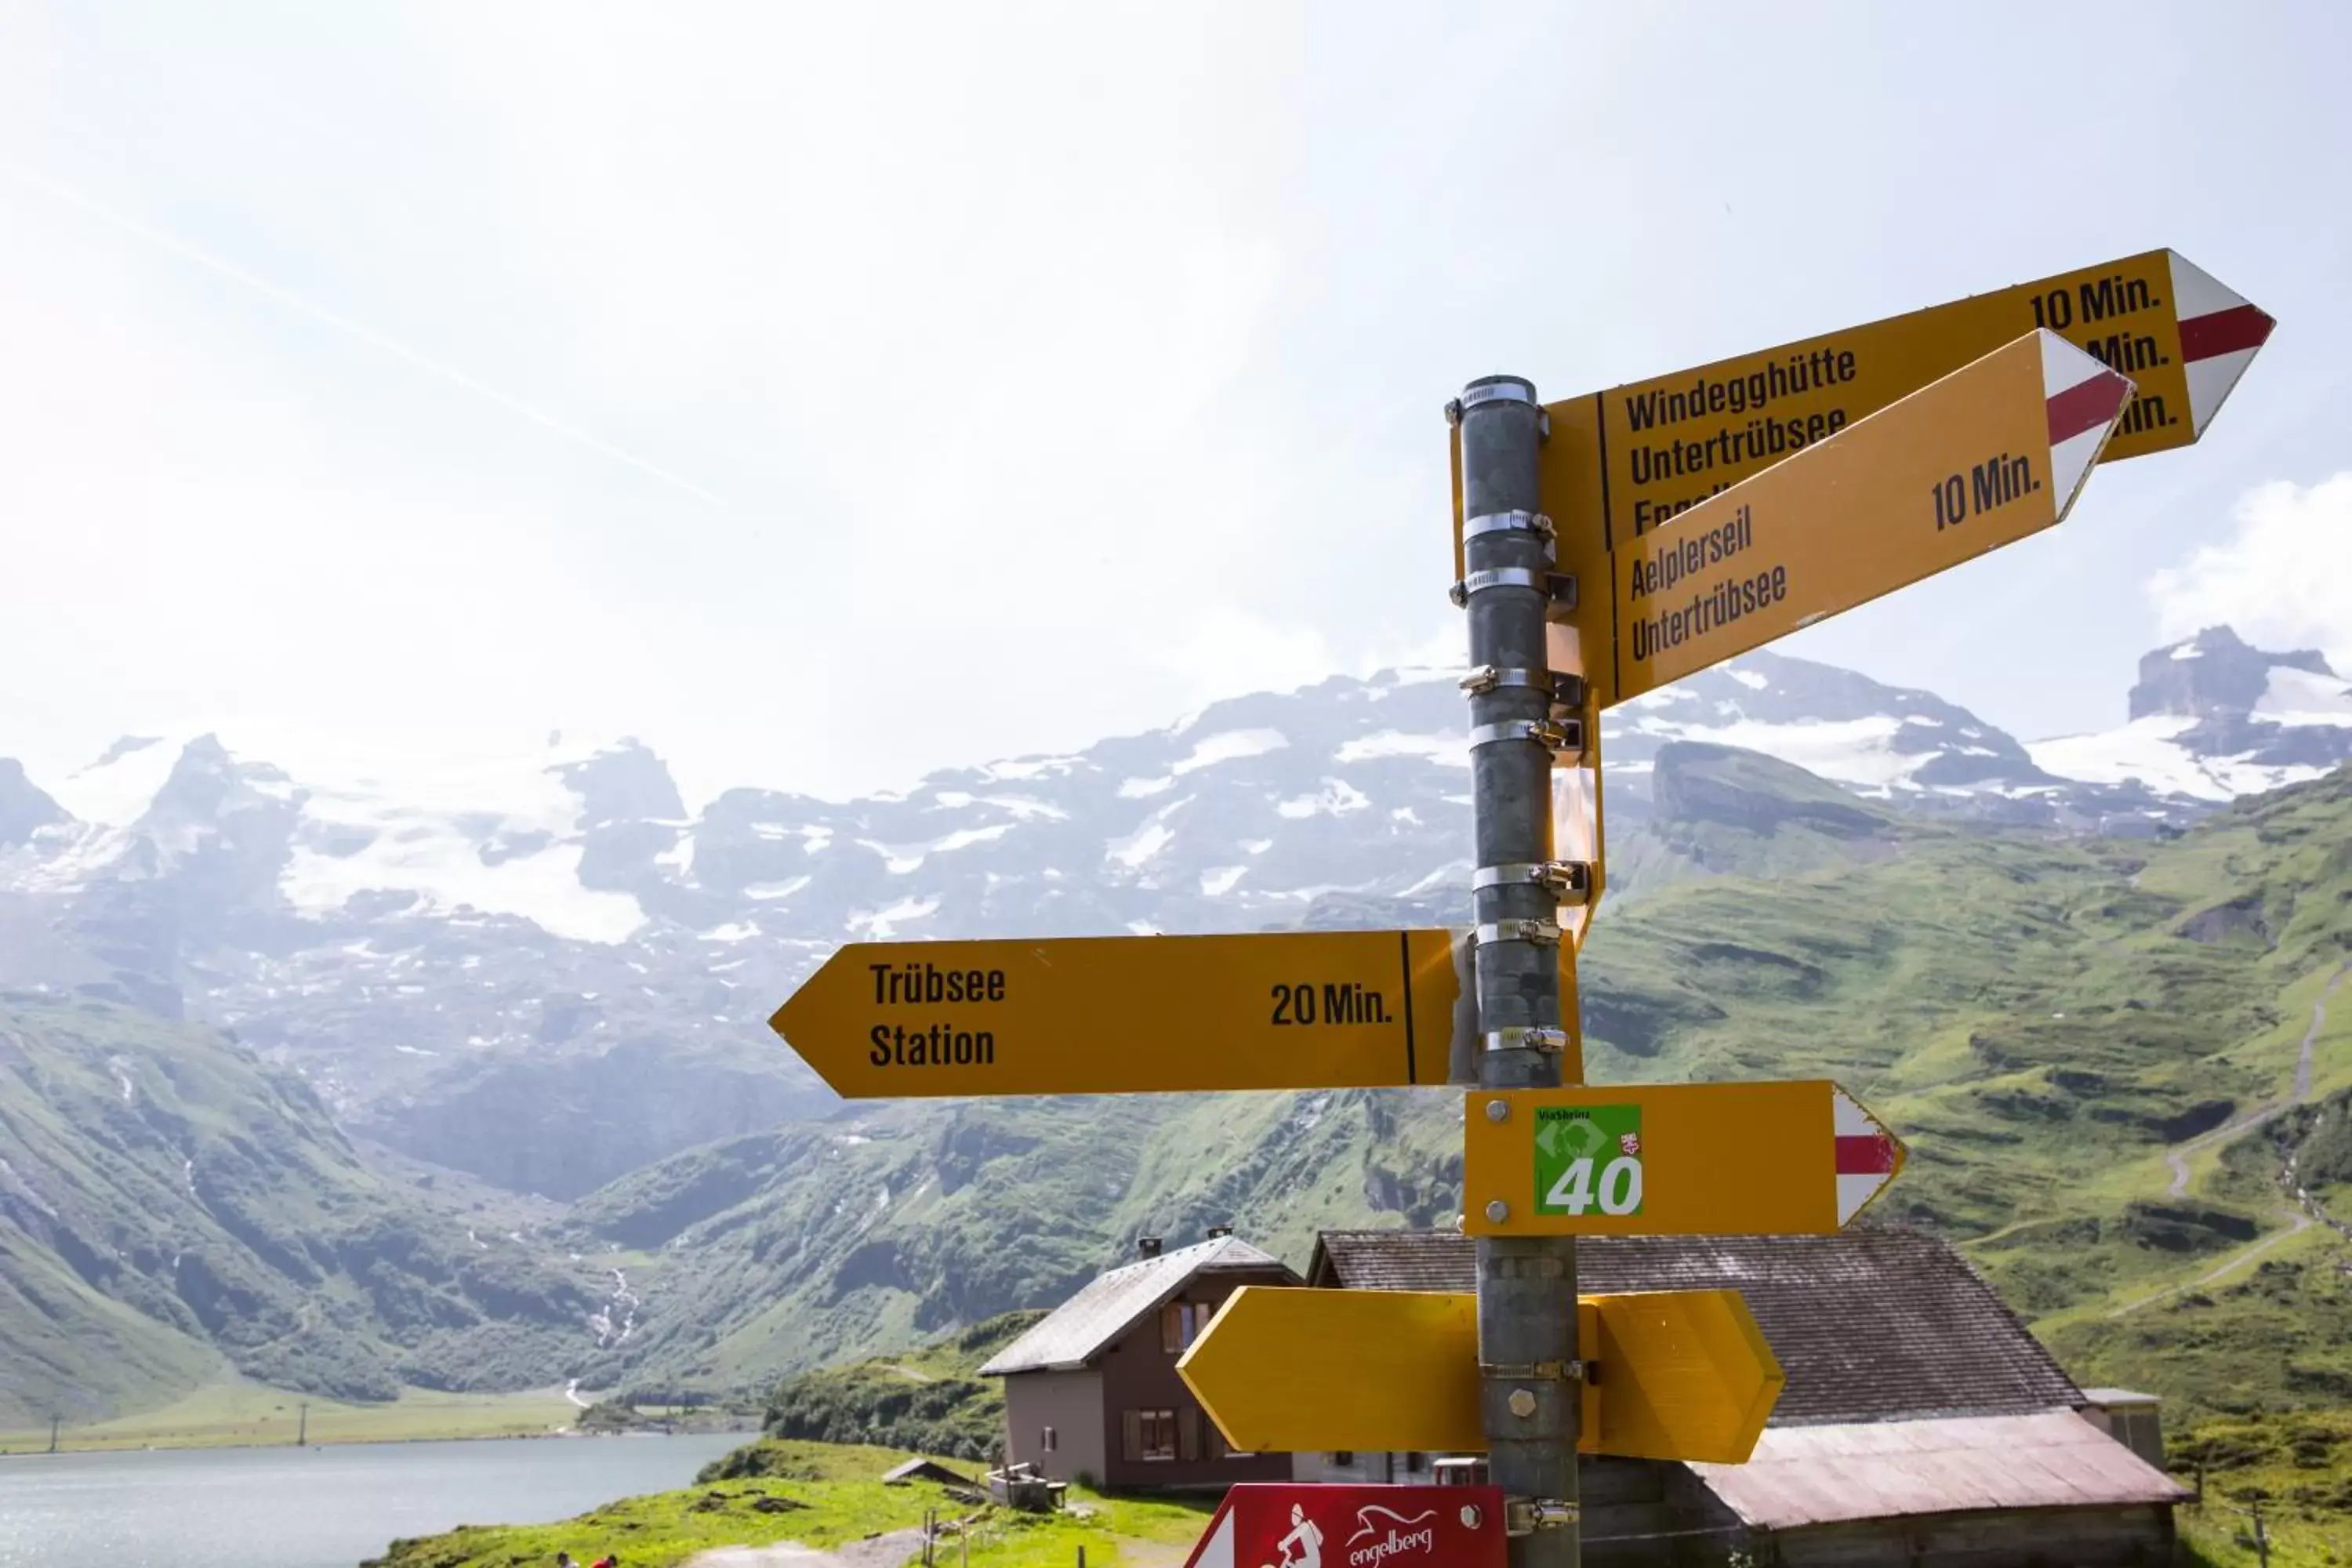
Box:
684;1528;925;1568
2162;962;2347;1198
1116;1545;1191;1568
2114;964;2347;1318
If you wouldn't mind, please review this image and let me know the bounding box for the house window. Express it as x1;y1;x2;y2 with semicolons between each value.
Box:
1041;1426;1058;1454
1123;1409;1178;1462
1160;1301;1212;1352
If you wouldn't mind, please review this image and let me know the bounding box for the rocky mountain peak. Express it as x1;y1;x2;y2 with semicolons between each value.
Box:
555;739;686;827
92;735;165;769
0;760;67;848
2129;626;2336;722
1651;742;1896;840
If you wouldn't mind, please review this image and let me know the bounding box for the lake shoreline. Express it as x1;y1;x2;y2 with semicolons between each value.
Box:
0;1422;761;1459
0;1431;753;1568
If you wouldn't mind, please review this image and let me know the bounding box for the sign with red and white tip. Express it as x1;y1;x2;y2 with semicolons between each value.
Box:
1460;1080;1906;1238
1181;1484;1507;1568
1602;328;2135;705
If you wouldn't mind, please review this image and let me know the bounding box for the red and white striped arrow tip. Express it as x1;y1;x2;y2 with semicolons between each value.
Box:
2169;250;2276;438
1186;1506;1236;1568
2038;332;2136;513
1834;1087;1904;1225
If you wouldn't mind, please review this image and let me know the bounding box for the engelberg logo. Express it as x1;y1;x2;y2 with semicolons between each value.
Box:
1345;1505;1438;1566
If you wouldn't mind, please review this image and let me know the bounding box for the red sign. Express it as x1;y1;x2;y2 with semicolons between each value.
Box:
1181;1483;1508;1568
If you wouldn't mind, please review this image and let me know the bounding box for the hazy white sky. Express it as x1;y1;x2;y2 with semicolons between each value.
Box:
3;1;2348;806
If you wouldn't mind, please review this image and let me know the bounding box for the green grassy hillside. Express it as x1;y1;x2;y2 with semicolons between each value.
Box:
0;1001;610;1425
10;761;2347;1445
758;1309;1044;1460
563;767;2352;1424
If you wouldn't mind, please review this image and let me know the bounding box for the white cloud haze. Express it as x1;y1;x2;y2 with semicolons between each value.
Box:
1;2;2348;800
2147;473;2352;671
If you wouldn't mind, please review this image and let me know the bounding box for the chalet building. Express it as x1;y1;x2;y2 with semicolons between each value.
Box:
1305;1227;2190;1566
978;1230;1299;1493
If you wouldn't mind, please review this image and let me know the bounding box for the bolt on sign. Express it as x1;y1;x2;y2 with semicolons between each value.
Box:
1177;1284;1784;1465
769;929;1475;1097
1461;1080;1904;1238
1180;1483;1508;1568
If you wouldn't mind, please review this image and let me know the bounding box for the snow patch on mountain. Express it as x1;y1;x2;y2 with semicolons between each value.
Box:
281;831;645;944
1172;728;1288;775
1338;731;1466;766
42;737;180;826
2254;666;2352;727
851;895;941;938
275;739;654;942
1276;779;1372;818
2027;719;2327;802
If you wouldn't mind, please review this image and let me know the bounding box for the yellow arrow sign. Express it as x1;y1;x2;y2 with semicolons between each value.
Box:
1176;1285;1784;1464
1454;249;2276;707
1600;328;2130;704
770;929;1499;1097
1461;1080;1905;1238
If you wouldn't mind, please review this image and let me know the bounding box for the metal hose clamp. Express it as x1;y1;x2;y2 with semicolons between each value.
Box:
1504;1498;1583;1535
1473;860;1593;901
1450;569;1577;611
1468;719;1582;753
1472;920;1564;948
1459;667;1588;717
1457;379;1537;412
1481;1025;1569;1054
1462;510;1556;559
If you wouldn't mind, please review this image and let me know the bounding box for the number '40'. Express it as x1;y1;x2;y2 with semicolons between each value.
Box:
1545;1156;1643;1215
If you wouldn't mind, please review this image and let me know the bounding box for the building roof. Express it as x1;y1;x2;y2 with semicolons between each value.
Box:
978;1236;1297;1377
882;1457;975;1486
1688;1410;2190;1530
2078;1387;2162;1406
1308;1227;2081;1425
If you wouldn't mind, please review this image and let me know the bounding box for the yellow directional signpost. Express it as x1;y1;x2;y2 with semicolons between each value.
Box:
1607;330;2130;703
771;929;1475;1097
1451;248;2278;710
766;248;2274;1568
1177;1285;1784;1465
1459;1080;1906;1238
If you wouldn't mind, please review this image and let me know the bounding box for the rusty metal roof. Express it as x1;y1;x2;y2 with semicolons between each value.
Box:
1689;1410;2190;1529
1308;1226;2082;1425
978;1236;1297;1376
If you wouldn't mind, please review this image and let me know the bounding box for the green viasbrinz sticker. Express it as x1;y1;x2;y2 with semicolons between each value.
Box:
1533;1103;1645;1218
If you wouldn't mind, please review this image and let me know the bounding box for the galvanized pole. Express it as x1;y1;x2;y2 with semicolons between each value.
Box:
1454;374;1581;1566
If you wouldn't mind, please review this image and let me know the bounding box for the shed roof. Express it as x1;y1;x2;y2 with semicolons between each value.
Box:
2078;1387;2162;1406
1689;1410;2190;1530
978;1236;1296;1376
882;1457;975;1486
1308;1227;2080;1425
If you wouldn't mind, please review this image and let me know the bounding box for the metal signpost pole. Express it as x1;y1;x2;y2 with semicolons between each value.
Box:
1454;374;1580;1565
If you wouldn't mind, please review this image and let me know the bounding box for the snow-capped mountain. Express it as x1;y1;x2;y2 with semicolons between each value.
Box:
2029;626;2352;801
3;629;2344;1197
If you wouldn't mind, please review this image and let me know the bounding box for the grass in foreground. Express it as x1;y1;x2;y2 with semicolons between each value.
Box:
363;1439;1212;1568
0;1381;581;1454
2175;1410;2352;1566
